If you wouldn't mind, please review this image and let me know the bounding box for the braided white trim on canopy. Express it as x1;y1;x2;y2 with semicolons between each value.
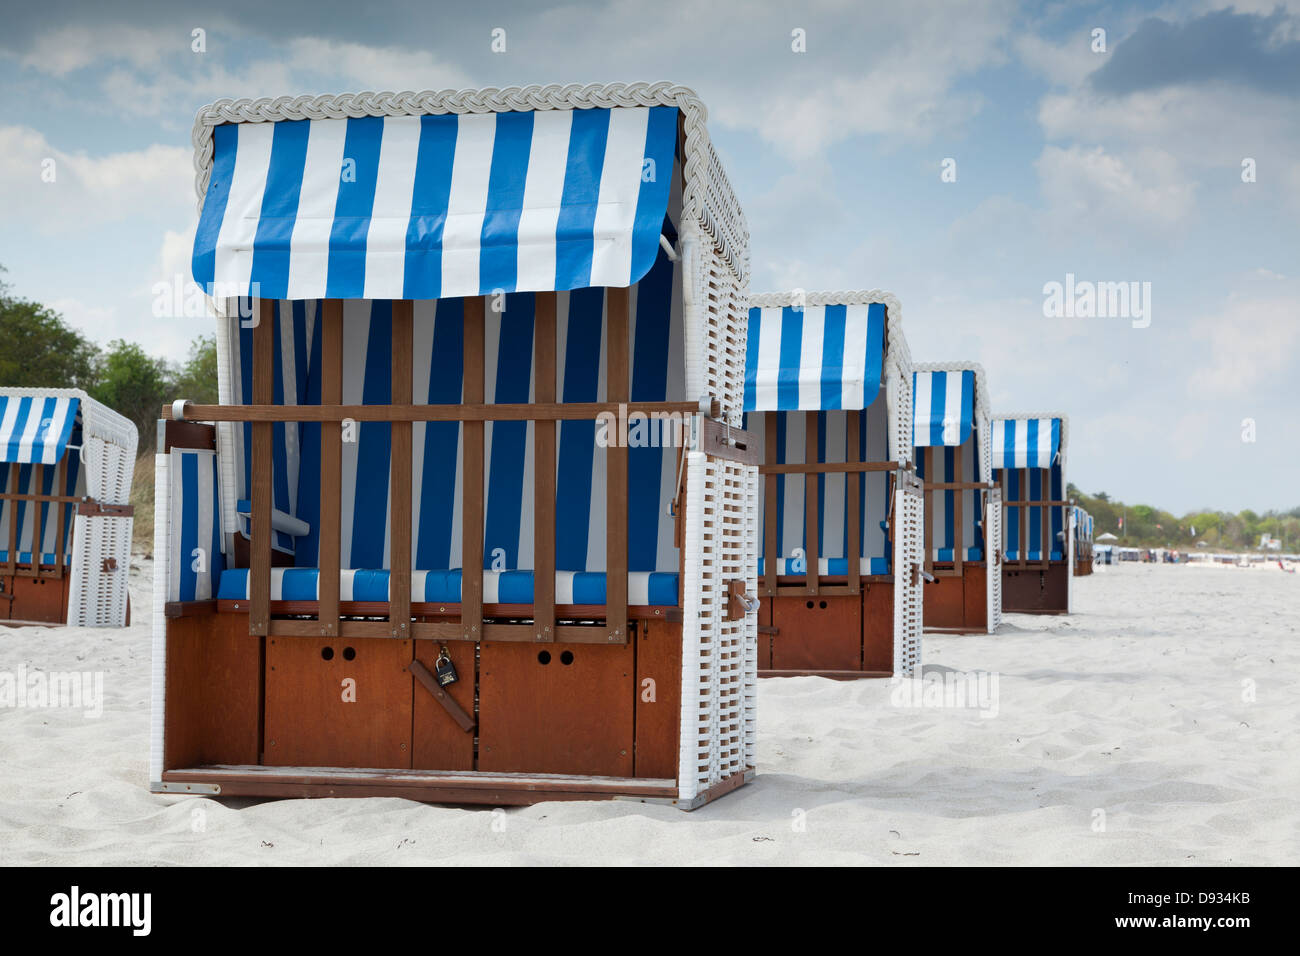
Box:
191;81;750;284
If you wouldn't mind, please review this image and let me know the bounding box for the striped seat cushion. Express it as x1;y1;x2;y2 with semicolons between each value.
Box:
216;568;679;606
1004;549;1063;561
0;551;65;565
757;556;891;576
932;547;983;562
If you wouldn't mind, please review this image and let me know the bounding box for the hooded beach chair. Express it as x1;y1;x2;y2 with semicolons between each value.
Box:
0;388;136;626
991;413;1073;613
743;291;923;678
911;363;1001;634
1073;506;1093;576
151;82;760;808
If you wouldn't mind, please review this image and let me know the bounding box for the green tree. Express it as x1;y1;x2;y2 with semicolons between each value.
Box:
0;268;100;388
90;339;171;448
170;334;219;405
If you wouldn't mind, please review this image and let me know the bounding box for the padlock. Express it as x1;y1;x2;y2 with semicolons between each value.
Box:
434;646;458;687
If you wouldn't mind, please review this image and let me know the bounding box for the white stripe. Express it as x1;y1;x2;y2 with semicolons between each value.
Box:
516;110;573;291
840;304;871;409
912;371;932;447
214;122;275;295
14;400;45;463
0;399;22;456
555;570;575;604
754;307;784;410
797;306;825;410
41;397;73;464
483;571;500;604
1037;421;1054;469
441;114;496;297
363;116;422;298
943;373;964;446
339;569;356;602
287;118;347;298
591;107;651;288
627;572;650;606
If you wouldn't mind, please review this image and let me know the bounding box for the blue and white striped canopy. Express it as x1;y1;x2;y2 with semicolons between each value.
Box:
912;370;974;447
992;417;1062;469
0;395;80;464
743;303;886;411
193;106;679;301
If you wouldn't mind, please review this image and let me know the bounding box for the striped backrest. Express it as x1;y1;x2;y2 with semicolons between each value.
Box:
915;440;983;556
748;398;891;564
0;457;83;562
226;243;683;574
1000;463;1065;556
193;106;680;301
167;448;225;601
912;370;974;447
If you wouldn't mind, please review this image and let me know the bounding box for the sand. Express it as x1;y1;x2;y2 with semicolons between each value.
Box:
1;559;1296;866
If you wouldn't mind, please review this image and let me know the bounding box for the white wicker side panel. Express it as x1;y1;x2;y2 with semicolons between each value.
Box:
741;463;759;771
892;471;924;677
987;486;1003;632
716;458;749;782
65;434;134;627
677;450;708;802
149;452;171;786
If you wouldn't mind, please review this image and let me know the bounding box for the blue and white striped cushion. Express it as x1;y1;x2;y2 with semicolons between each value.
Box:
167;448;225;602
756;557;891;576
216;568;679;606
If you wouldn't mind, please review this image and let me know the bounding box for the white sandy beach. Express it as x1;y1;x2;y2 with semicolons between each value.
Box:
1;559;1296;866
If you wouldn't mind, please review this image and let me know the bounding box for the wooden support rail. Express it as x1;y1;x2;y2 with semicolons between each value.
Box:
164;400;716;423
804;411;818;595
250;299;274;635
462;297;485;640
846;410;860;595
319;299;343;637
759;461;902;475
606;288;629;644
534;293;556;643
390;301;413;639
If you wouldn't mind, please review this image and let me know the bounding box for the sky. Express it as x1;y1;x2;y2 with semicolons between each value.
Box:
0;0;1296;515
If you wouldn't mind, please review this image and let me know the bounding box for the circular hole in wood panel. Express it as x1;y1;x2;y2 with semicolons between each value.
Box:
537;650;552;665
819;600;828;609
321;646;334;661
806;600;814;609
343;646;356;661
560;650;574;666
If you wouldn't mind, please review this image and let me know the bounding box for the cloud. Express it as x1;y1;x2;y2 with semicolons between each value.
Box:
1188;294;1300;396
0;125;192;234
1090;9;1300;97
1036;144;1197;232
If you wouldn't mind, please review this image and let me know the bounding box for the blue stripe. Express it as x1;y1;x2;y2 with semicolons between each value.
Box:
863;303;886;403
628;249;673;571
774;413;787;557
743;308;761;412
326;116;384;299
943;446;955;550
483;294;534;569
777;306;804;411
555;289;603;570
403;114;459;299
295;313;324;567
479;111;534;295
179;452;199;601
820;305;847;410
1001;420;1016;470
350;301;392;567
416;298;465;569
1050;419;1062;465
193;123;237;290
816;413;826;556
250;119;310;299
959;371;975;445
628;106;679;284
554;109;610;291
270;302;293;553
929;371;948;446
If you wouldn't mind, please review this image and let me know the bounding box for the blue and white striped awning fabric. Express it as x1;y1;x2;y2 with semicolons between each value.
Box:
167;448;225;602
912;370;974;447
213;243;682;582
992;417;1062;469
744;303;886;412
0;395;80;464
747;401;892;575
193;106;680;301
916;440;984;561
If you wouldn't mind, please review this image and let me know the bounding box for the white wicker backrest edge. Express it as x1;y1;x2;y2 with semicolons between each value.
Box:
190;81;750;283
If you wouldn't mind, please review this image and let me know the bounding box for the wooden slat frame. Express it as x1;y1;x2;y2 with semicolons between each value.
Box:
249;300;275;635
318;300;343;636
605;287;629;642
461;297;485;640
166;400;707;423
846;410;860;595
763;414;777;597
31;464;44;582
804;410;819;595
533;292;557;642
5;464;17;577
389;301;413;639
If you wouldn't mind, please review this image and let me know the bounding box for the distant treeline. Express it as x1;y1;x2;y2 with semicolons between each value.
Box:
0;267;216;448
1069;485;1300;554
